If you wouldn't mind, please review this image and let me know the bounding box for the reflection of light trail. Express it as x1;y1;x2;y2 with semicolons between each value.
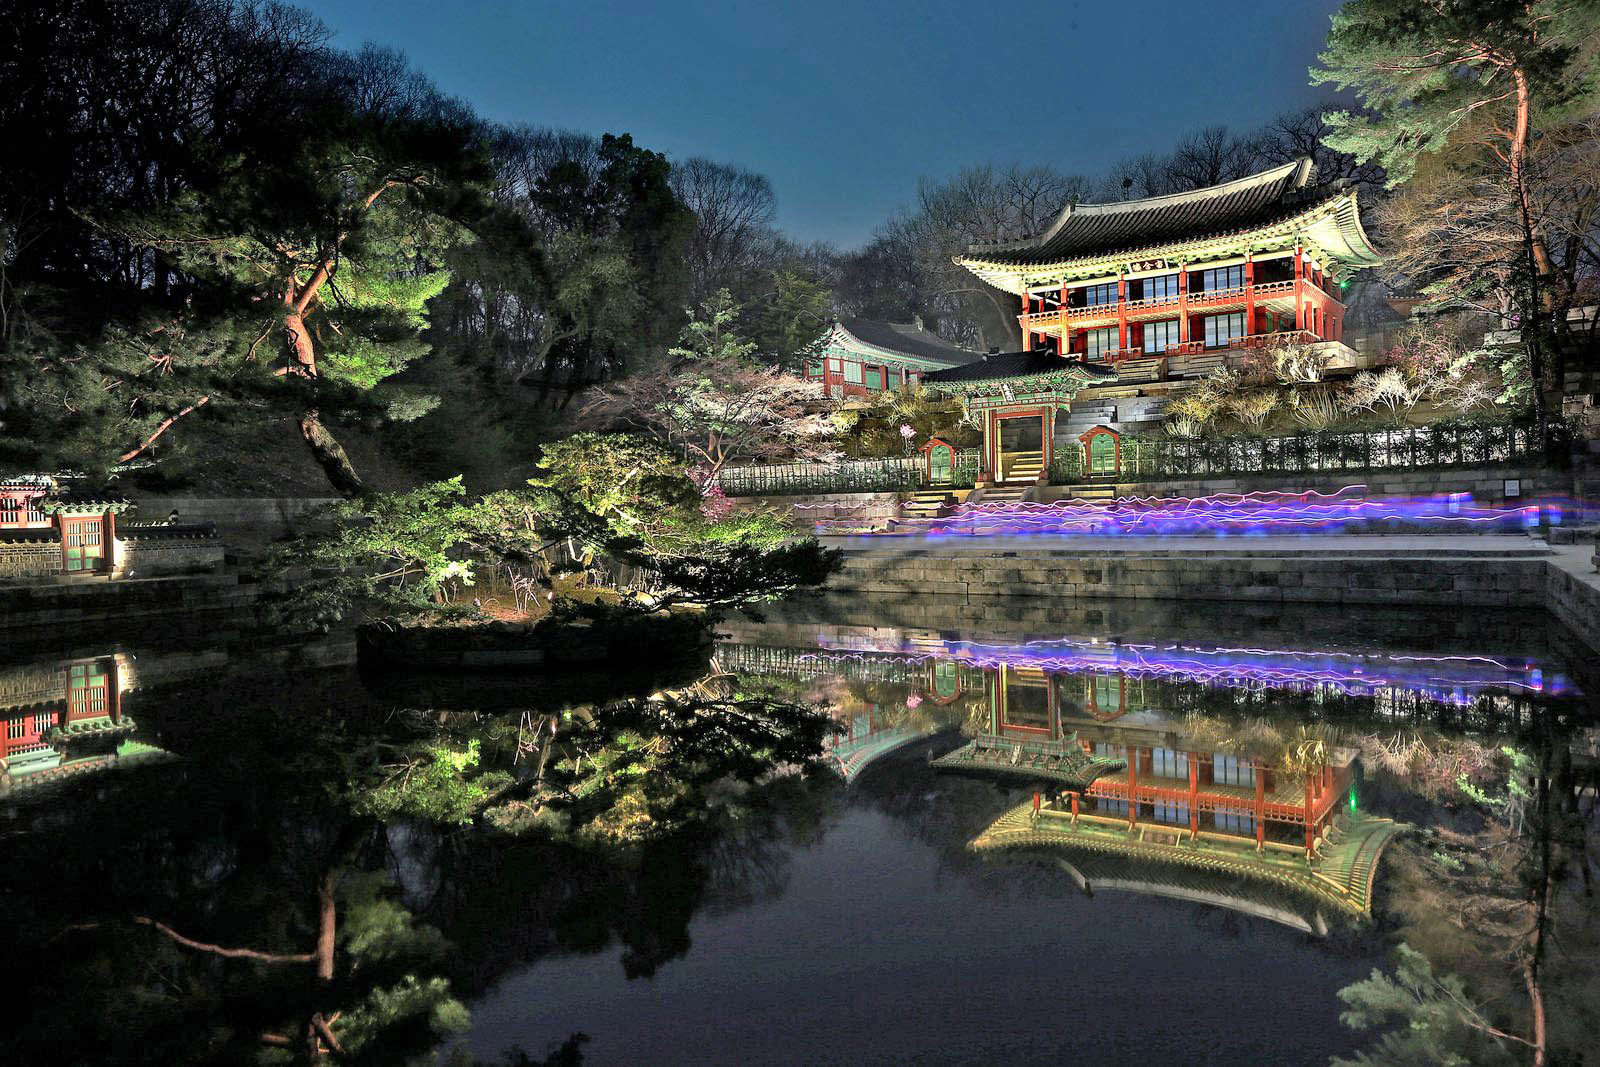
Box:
816;485;1546;537
796;633;1571;705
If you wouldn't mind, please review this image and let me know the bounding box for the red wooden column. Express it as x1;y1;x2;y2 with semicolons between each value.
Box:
1304;774;1316;855
1069;791;1080;821
1177;264;1190;344
1020;291;1032;352
1060;280;1070;354
1293;241;1305;331
1126;743;1138;830
1187;754;1200;839
1244;251;1256;336
1116;272;1128;351
104;507;117;574
1254;769;1267;849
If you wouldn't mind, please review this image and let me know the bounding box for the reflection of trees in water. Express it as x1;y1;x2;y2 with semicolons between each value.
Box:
2;654;843;1064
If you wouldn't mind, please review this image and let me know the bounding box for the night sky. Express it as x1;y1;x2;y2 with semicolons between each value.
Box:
313;0;1348;247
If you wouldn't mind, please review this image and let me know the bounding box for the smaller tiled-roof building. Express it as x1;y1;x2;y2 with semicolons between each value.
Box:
804;318;977;398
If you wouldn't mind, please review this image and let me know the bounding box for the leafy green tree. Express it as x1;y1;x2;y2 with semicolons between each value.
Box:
747;268;833;371
0;9;495;494
1312;0;1600;417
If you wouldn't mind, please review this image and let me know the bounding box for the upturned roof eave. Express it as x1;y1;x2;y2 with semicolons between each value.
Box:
963;159;1309;259
829;322;976;369
955;189;1380;294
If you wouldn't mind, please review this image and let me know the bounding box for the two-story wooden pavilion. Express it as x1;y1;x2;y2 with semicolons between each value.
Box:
922;160;1381;485
957;158;1380;359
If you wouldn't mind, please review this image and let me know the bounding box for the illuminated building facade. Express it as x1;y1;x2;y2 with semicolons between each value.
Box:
925;159;1382;486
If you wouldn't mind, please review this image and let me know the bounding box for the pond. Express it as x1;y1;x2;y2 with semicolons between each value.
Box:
1;594;1593;1065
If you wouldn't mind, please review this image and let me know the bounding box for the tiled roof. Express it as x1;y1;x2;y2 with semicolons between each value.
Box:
836;318;976;367
922;351;1116;385
964;159;1330;267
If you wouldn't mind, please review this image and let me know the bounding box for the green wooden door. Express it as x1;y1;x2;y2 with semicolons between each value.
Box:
929;444;953;484
62;517;105;572
1088;434;1118;475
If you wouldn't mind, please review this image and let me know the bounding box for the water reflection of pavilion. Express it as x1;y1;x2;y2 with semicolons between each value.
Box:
0;651;177;795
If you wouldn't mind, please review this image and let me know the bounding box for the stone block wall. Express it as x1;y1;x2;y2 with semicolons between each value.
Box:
114;535;226;577
0;540;64;580
1039;462;1565;514
736;462;1574;526
741;491;904;528
828;549;1554;609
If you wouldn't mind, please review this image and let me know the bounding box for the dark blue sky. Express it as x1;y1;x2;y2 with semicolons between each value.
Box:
315;0;1347;248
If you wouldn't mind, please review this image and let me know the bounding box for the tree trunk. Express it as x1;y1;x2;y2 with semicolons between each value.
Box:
299;411;366;498
283;308;317;376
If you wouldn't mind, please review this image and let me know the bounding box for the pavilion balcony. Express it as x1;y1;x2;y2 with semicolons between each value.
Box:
1022;279;1341;331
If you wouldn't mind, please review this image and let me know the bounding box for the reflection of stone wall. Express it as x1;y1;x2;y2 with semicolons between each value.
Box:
0;541;63;580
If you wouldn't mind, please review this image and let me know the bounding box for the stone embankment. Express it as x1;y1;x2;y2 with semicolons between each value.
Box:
822;534;1600;654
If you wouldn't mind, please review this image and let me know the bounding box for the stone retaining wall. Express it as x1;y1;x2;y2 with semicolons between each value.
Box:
114;534;226;577
740;462;1574;527
1040;462;1567;513
829;548;1552;609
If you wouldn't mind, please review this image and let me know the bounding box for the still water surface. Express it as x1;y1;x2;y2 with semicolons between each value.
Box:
1;595;1590;1064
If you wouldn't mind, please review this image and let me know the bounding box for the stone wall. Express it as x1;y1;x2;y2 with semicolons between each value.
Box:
1038;462;1568;514
741;491;904;528
128;495;337;546
0;574;257;632
828;547;1554;609
115;536;226;576
738;461;1574;528
0;539;64;580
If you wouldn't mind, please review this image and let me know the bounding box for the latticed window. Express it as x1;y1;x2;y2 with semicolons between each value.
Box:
34;712;50;733
1215;810;1256;834
1139;274;1179;301
842;360;863;384
7;718;24;739
1153;798;1189;824
1199;264;1245;291
1079;282;1118;307
1213;752;1255;786
1150;747;1189;779
1203;313;1246;348
1143;319;1179;353
1085;327;1117;358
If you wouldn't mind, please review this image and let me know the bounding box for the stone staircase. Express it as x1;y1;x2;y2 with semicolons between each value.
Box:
1059;484;1117;503
1117;396;1167;430
976;483;1031;505
1003;450;1045;482
1062;402;1116;436
900;489;955;520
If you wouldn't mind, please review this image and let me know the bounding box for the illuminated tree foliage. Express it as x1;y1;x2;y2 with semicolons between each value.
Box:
0;1;497;493
1312;0;1600;414
581;290;838;481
